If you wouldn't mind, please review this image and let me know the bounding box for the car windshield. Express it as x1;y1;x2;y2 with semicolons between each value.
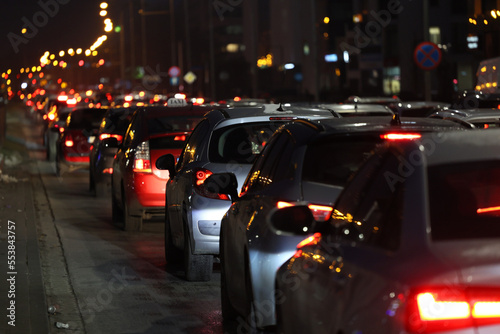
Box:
209;122;285;164
302;137;381;187
67;108;105;130
147;116;201;135
428;160;500;241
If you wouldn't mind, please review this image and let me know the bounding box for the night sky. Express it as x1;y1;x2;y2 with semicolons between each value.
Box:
0;0;103;71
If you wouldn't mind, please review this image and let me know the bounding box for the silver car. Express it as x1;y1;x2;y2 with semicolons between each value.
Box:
156;104;339;281
429;108;500;128
272;128;500;334
212;116;470;329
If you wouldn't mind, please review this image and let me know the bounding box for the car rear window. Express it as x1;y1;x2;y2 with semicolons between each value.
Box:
147;116;201;135
209;122;284;164
149;134;188;150
67;109;106;130
101;112;133;134
302;136;381;187
428;161;500;241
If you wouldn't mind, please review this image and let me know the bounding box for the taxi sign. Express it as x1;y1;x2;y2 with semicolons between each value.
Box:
167;98;188;107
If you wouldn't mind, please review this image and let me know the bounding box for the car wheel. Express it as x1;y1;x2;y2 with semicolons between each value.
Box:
183;226;213;282
220;234;239;322
164;206;182;265
123;197;142;232
94;181;107;198
111;183;123;228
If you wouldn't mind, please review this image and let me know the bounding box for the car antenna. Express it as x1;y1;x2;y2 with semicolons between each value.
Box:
277;103;284;112
390;112;401;126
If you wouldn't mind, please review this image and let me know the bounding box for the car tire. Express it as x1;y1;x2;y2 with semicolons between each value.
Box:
111;182;123;228
183;226;213;282
123;197;142;232
220;233;239;322
164;207;182;265
94;181;107;198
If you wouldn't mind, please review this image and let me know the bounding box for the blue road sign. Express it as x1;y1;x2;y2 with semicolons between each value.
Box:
414;42;442;70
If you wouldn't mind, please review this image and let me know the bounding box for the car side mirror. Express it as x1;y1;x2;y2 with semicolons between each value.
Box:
204;173;239;201
155;154;176;177
101;137;119;148
268;205;316;236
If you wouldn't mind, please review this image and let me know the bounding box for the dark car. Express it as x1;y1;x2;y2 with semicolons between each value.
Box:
55;107;107;176
110;103;213;232
45;106;72;161
89;106;136;197
272;128;500;334
211;115;472;329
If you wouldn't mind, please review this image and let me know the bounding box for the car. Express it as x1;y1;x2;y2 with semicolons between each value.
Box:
390;101;450;117
55;107;107;176
89;106;136;197
156;104;340;282
271;128;500;334
110;102;213;232
429;108;500;128
45;106;72;161
209;115;472;329
315;103;395;117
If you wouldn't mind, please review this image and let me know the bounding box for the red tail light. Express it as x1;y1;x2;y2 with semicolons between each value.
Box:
102;168;113;174
133;141;152;173
64;135;74;147
174;135;186;141
99;133;124;142
277;201;333;222
381;133;422;140
293;232;322;258
193;168;230;200
407;287;500;333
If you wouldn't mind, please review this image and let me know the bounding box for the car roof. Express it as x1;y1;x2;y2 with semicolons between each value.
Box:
212;103;338;119
391;128;500;166
298;115;470;133
430;108;500;121
135;105;214;119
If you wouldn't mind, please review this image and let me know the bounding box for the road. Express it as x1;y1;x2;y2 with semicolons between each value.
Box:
2;103;251;334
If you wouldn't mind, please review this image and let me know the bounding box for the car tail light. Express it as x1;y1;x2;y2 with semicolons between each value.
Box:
380;133;422;140
174;135;186;141
64;135;74;147
103;168;113;174
48;113;56;121
133;141;152;173
277;201;333;222
293;232;322;258
99;133;124;143
193;168;230;200
59;127;65;133
407;287;500;333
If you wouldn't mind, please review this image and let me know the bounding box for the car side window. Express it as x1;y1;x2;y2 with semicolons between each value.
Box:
331;150;403;251
177;119;209;169
241;132;293;194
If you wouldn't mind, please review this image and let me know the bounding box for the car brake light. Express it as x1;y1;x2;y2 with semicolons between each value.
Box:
133;141;152;173
277;201;333;222
407;287;500;333
102;168;113;174
99;133;124;142
193;168;230;200
174;135;186;141
381;133;422;140
477;205;500;214
293;232;322;258
64;135;74;147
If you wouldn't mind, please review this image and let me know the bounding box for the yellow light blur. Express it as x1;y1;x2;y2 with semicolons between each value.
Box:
59;51;65;57
104;25;113;32
7;69;12;75
492;10;497;19
85;49;91;56
86;90;93;96
484;19;489;25
20;94;25;100
100;10;107;16
139;91;145;97
6;79;11;85
31;66;37;72
100;2;108;9
323;16;330;24
68;48;75;55
53;60;59;66
92;51;98;56
22;28;27;34
37;66;41;71
104;18;111;24
76;48;82;54
61;62;67;69
61;82;68;89
481;66;487;72
49;54;55;60
335;68;341;76
20;69;24;74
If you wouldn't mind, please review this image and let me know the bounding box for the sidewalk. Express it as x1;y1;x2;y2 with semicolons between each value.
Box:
0;102;50;333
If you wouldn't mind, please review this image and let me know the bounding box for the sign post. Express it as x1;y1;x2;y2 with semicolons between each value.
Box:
414;41;442;101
